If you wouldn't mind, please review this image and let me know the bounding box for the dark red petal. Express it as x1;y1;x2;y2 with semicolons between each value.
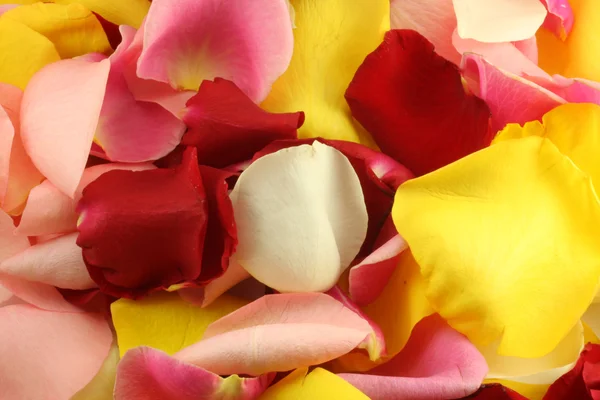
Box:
195;166;237;283
345;29;492;176
462;384;528;399
182;78;305;168
544;343;600;400
76;148;208;298
254;138;412;256
93;13;122;50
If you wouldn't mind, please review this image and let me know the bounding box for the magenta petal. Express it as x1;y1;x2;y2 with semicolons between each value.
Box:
137;0;294;102
526;75;600;105
115;347;274;400
0;304;112;400
96;26;186;162
339;314;488;400
462;54;565;131
20;59;110;197
541;0;574;39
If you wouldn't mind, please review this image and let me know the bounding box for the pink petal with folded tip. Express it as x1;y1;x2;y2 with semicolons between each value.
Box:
328;287;387;361
0;276;80;312
541;0;574;39
115;346;274;400
137;0;294;102
0;233;96;290
453;31;548;78
462;54;565;131
0;304;112;400
95;25;186;163
174;293;372;376
339;314;488;400
16;163;155;236
349;234;408;306
20;58;110;197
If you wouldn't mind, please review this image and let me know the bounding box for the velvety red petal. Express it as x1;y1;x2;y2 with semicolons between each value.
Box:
544;343;600;400
463;384;528;399
345;29;492;176
181;78;304;168
76;147;208;298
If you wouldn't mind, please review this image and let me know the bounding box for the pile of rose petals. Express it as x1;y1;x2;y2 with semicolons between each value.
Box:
2;0;600;399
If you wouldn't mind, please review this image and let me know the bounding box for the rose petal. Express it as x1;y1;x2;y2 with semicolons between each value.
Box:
390;0;459;64
230;141;368;293
0;233;95;290
339;314;488;400
544;343;600;399
71;344;120;400
21;58;110;197
115;347;274;400
16;163;154;236
261;367;369;399
174;293;373;375
465;384;528;399
392;136;600;357
137;0;293;102
0;208;29;263
95;25;186;163
346;29;491;176
0;275;80;312
53;0;150;27
181;78;304;168
261;0;389;145
541;0;574;39
111;291;248;357
0;304;112;399
461;54;564;132
453;0;547;43
77;148;208;298
1;3;111;58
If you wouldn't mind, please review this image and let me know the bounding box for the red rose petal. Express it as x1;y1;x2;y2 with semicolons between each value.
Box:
182;78;305;168
345;29;492;176
462;384;528;399
544;343;600;400
76;148;208;298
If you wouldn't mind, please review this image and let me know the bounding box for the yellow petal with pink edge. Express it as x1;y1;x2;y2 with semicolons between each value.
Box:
260;0;389;147
392;136;600;358
1;3;110;59
111;291;248;357
259;367;369;400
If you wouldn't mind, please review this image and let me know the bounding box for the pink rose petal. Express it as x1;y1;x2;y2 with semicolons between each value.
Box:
0;304;112;399
339;314;488;400
526;75;600;104
137;0;294;102
115;346;274;400
462;54;565;131
96;26;186;162
0;233;96;290
174;293;373;375
541;0;574;39
0;276;80;312
20;59;110;197
16;163;154;237
0;208;28;262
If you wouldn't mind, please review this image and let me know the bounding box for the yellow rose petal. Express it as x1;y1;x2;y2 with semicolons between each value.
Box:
71;343;120;400
392;136;600;358
260;0;389;147
0;17;60;89
53;0;150;28
2;3;111;59
496;103;600;193
259;367;369;400
111;291;248;357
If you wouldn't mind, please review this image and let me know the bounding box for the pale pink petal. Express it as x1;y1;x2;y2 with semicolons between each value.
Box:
174;293;372;375
462;54;565;132
541;0;574;39
349;235;408;306
453;0;547;43
0;304;112;399
339;314;488;400
390;0;460;64
0;233;96;290
0;209;28;262
328;287;387;361
0;5;17;15
0;107;14;203
512;36;538;64
0;275;81;312
137;0;294;102
16;163;154;236
453;30;549;77
179;261;251;307
115;347;274;400
21;59;110;197
96;25;186;162
119;25;195;116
